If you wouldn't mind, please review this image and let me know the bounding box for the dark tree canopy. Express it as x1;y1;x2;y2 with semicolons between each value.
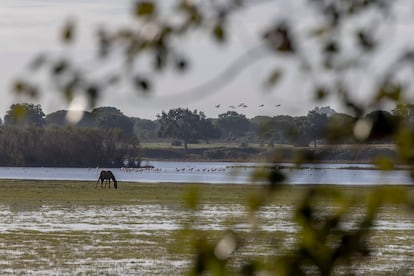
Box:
4;103;45;127
217;111;251;141
157;107;208;149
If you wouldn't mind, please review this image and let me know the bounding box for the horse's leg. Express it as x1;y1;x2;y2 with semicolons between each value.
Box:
96;178;101;189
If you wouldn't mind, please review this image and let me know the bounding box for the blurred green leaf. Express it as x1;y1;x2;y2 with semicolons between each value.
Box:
61;20;75;43
133;76;151;92
375;81;402;102
356;29;376;51
212;23;226;42
315;86;328;100
267;166;285;189
52;60;68;75
134;1;156;17
247;193;263;213
175;57;188;72
184;185;200;210
12;80;38;98
154;48;167;71
376;186;408;205
28;54;47;71
86;85;99;108
264;69;282;88
263;22;295;53
395;127;414;161
13;80;26;93
64;88;73;102
324;40;339;54
373;156;394;171
309;26;329;37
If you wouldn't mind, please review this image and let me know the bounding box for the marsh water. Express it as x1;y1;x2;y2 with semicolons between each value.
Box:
0;161;412;185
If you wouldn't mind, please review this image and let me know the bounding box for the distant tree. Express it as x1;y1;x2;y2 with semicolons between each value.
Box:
307;109;329;148
0;125;136;167
253;116;276;145
132;117;159;141
310;106;336;117
325;113;355;143
93;107;135;139
45;110;96;128
92;106;124;116
4;103;45;127
45;110;69;127
292;116;312;146
157;108;205;150
254;115;295;145
198;115;221;143
217;111;250;141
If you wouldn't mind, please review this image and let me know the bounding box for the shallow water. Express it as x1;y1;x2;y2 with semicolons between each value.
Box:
0;161;412;185
1;203;413;275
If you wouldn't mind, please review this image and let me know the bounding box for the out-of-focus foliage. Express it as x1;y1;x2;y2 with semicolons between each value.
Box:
10;0;414;274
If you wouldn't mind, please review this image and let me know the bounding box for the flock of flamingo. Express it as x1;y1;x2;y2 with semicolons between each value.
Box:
120;166;227;174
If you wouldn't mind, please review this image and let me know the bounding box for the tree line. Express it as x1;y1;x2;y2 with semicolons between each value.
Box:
0;102;407;166
0;104;140;167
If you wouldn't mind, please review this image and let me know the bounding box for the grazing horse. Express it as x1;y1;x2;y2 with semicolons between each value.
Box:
96;170;118;189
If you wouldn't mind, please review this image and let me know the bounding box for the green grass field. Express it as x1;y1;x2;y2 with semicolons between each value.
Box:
0;180;413;274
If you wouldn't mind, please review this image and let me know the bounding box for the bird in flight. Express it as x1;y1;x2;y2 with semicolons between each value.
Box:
259;104;264;107
229;105;236;109
275;104;281;107
238;103;245;107
215;104;220;108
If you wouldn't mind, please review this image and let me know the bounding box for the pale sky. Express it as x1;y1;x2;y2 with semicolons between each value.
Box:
1;0;412;120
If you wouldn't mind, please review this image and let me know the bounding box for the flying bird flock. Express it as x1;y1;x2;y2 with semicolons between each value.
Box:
214;103;281;109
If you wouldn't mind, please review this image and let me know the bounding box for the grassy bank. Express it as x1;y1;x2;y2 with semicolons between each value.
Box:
0;180;413;274
0;179;387;207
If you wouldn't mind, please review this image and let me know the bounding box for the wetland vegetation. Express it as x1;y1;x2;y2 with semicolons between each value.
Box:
1;180;413;275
